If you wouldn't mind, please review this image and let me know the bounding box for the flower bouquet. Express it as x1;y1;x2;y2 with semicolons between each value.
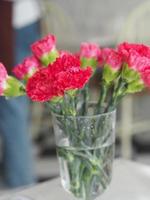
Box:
1;34;150;200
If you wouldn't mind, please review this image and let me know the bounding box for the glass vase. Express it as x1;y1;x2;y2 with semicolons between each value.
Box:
52;109;116;200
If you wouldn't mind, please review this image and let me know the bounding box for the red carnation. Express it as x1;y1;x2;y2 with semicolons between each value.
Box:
13;56;40;80
26;54;92;102
49;54;92;93
26;68;58;102
56;66;92;93
48;53;80;73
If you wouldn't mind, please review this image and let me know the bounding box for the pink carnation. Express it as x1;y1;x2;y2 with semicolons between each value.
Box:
140;66;150;87
102;48;112;60
118;42;150;58
118;42;150;71
80;43;101;59
31;34;56;59
0;63;8;95
126;50;150;71
102;48;122;70
13;56;40;80
118;42;150;87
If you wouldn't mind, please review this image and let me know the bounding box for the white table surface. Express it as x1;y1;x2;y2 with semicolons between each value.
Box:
1;159;150;200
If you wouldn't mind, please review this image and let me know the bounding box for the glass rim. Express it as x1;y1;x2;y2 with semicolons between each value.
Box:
52;109;116;119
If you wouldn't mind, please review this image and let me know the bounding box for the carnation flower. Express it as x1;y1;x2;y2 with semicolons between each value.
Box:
126;50;150;72
102;48;122;70
0;63;8;95
80;43;101;59
48;53;80;73
118;42;150;58
117;42;150;88
49;54;92;95
31;34;59;66
79;43;102;68
26;68;57;102
26;54;92;102
0;63;25;96
56;66;92;93
140;66;150;87
13;56;40;80
118;42;150;71
31;34;56;58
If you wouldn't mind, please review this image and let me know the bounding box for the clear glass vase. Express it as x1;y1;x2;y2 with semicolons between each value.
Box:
52;109;116;200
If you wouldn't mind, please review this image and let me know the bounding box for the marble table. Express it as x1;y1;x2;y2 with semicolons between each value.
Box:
1;159;150;200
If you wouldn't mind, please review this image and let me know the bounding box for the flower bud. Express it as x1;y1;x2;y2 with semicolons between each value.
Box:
0;63;8;95
0;63;25;97
13;56;40;80
31;34;59;66
79;43;102;69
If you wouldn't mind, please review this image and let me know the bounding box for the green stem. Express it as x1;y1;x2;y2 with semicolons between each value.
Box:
82;84;89;115
45;102;60;114
95;83;108;114
65;95;80;145
107;79;127;112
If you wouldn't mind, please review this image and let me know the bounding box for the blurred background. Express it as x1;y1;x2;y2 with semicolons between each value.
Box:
0;0;150;193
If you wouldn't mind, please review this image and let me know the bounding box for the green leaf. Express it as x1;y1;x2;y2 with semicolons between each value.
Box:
81;57;97;69
126;80;145;93
66;89;77;97
41;49;59;66
50;96;63;104
121;64;145;93
102;64;119;85
4;76;25;97
121;64;140;83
